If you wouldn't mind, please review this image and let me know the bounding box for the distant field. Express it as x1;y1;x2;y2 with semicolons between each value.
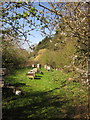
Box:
2;67;88;120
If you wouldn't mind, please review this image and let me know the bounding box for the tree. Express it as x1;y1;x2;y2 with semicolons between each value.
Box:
1;2;90;73
2;35;30;70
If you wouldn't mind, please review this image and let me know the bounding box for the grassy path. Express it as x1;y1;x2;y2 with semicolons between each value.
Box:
2;67;88;120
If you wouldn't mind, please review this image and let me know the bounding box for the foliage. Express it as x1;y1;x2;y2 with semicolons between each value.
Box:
31;2;90;79
1;2;52;45
34;36;52;54
1;2;90;86
1;3;90;119
2;37;30;70
34;35;76;68
1;2;39;43
1;2;89;68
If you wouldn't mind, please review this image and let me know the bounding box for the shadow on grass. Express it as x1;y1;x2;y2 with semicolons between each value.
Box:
5;82;26;87
34;77;41;80
2;87;83;120
34;75;42;80
2;83;27;99
2;87;15;98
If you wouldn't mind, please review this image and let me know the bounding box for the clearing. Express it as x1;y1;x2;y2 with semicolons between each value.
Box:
2;67;88;120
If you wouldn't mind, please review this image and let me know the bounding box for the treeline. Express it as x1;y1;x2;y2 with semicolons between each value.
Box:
2;36;30;70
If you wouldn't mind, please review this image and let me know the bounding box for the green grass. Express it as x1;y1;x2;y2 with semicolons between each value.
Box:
2;67;88;120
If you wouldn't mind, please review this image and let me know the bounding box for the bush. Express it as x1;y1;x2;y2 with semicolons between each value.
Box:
2;38;30;70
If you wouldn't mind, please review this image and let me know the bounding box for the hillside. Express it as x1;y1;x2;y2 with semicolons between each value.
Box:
34;32;76;68
34;33;66;52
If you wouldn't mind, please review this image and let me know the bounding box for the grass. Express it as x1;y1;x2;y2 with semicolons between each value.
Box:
2;67;88;120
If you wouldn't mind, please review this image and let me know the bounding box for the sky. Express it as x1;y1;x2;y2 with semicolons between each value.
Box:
16;2;54;50
3;2;56;50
